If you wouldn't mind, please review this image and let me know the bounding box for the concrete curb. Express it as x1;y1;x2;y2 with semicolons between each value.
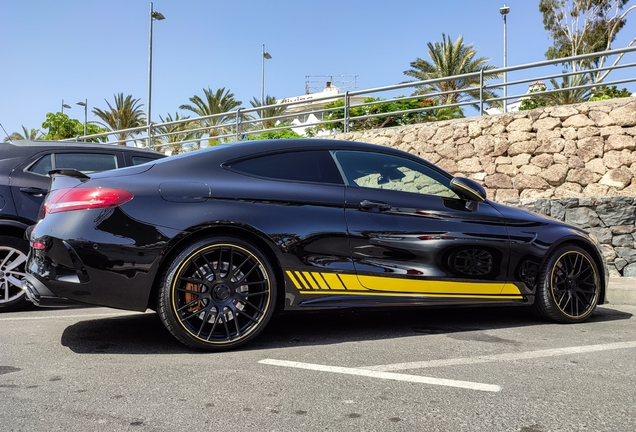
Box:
607;277;636;306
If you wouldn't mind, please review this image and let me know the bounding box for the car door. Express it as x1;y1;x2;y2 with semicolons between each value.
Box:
333;150;517;300
10;151;121;223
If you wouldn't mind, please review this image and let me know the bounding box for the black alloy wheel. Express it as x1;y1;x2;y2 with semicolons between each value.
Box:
533;245;600;323
0;236;29;312
157;236;276;351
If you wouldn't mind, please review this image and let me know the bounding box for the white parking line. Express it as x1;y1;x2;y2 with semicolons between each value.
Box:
259;359;501;392
363;341;636;372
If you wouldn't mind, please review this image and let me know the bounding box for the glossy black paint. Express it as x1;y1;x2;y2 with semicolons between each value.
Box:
25;139;607;313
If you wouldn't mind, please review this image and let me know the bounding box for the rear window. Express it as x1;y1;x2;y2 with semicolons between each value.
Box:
229;150;343;184
27;153;118;175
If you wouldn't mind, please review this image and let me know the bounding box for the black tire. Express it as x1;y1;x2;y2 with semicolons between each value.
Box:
0;235;29;312
157;236;277;351
533;245;600;323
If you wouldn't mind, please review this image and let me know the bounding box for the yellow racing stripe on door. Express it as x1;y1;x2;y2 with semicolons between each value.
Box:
286;271;522;299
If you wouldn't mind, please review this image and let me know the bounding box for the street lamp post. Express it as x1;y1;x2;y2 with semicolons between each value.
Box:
261;43;272;106
76;100;88;137
500;4;510;113
61;100;71;114
147;2;165;147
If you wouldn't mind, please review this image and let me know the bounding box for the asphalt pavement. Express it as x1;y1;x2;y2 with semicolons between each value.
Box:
607;277;636;305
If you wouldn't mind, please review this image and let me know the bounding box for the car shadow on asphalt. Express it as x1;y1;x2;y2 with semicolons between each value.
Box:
59;304;632;355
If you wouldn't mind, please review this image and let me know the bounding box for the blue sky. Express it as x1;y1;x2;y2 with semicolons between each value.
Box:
1;0;635;137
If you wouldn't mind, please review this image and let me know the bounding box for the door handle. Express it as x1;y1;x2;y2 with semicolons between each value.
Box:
20;187;47;196
360;200;391;211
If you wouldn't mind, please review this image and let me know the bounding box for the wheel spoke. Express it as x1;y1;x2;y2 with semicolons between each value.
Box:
243;299;265;315
235;308;259;323
6;274;25;287
221;310;232;340
232;255;251;279
234;261;259;284
206;313;221;341
177;298;203;313
196;310;210;337
237;289;269;298
2;281;8;301
198;251;214;274
233;311;241;337
227;247;234;279
5;252;26;271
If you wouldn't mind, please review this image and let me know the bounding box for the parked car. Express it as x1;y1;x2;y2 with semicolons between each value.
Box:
24;139;607;351
0;140;166;311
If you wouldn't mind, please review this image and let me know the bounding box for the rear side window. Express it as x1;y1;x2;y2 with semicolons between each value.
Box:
55;153;118;173
229;150;344;184
28;155;53;175
131;156;158;165
27;153;118;175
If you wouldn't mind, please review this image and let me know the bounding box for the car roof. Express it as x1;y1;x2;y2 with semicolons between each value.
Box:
1;140;164;158
162;138;413;164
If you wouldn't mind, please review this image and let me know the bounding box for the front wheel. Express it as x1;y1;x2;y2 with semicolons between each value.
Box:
533;245;600;323
0;236;29;312
157;236;277;351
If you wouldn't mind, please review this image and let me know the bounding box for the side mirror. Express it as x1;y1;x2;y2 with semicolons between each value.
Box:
450;177;487;203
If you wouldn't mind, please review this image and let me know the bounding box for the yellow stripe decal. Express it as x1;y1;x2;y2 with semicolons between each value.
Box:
297;290;523;299
286;271;303;290
302;272;319;289
322;273;345;290
311;272;329;289
286;270;523;300
357;275;508;295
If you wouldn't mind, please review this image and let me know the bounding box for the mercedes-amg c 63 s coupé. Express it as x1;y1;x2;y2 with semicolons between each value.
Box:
24;139;607;351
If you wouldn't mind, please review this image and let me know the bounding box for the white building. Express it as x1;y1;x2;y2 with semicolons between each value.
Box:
485;81;546;115
278;81;367;136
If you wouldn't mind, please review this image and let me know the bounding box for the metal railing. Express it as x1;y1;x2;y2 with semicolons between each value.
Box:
66;46;636;152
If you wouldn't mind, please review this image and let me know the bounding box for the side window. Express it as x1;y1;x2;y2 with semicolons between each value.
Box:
131;156;158;165
54;153;118;173
27;154;53;175
229;150;344;184
333;150;459;199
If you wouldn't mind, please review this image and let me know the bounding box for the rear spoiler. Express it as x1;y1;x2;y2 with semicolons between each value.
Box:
48;169;91;179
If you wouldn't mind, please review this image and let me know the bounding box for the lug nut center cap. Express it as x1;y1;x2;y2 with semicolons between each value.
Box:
214;284;231;301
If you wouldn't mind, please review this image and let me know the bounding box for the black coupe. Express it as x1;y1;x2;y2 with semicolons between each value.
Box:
24;139;607;351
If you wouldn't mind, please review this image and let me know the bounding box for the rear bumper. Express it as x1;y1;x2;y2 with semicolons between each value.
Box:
22;273;81;308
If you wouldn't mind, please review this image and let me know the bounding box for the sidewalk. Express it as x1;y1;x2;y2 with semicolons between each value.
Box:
607;277;636;306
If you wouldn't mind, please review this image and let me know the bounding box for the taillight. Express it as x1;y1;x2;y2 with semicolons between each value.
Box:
44;187;134;215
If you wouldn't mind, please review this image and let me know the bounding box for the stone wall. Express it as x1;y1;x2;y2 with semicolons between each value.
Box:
504;197;636;277
323;97;636;276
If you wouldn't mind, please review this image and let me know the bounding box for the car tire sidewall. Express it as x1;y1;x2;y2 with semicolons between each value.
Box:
157;236;277;351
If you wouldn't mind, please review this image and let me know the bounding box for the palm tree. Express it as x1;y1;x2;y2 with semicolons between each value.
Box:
179;87;242;145
155;112;203;154
6;126;42;141
542;73;592;106
249;95;287;129
92;93;146;146
403;34;501;109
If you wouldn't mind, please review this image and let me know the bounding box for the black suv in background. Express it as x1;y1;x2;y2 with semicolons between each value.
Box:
0;140;166;311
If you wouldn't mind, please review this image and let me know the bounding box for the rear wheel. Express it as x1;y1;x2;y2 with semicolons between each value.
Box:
0;236;29;312
533;245;600;323
157;236;276;351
